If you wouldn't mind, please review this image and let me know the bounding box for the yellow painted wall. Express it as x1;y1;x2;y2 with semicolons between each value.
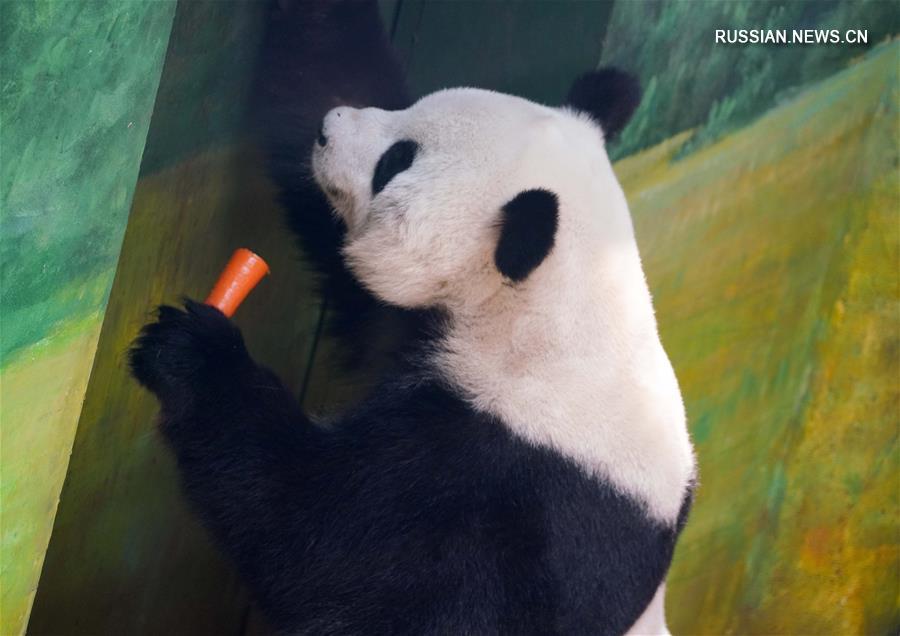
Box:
616;42;899;634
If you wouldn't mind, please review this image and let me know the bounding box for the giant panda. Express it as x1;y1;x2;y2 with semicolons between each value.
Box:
130;5;696;635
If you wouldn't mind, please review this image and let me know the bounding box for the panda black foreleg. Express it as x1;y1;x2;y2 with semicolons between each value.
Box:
129;300;314;582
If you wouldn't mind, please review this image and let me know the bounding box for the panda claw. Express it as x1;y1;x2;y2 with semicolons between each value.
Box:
129;300;250;404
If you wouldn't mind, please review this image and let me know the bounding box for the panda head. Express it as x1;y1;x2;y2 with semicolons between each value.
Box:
312;69;641;312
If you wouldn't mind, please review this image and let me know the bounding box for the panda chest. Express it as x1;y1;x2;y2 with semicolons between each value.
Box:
440;345;695;524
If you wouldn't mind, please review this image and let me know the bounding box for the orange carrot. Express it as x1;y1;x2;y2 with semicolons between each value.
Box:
205;248;270;317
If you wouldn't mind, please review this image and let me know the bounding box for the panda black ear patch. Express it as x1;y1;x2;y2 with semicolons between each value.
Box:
565;68;641;140
494;189;559;283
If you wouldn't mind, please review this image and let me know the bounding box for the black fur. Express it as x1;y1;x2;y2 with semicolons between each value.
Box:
130;301;691;635
255;0;418;368
494;189;559;283
372;140;418;196
564;68;642;140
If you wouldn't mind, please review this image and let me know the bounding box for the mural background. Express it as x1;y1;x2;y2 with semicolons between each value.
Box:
1;3;177;633
3;1;897;634
596;2;899;633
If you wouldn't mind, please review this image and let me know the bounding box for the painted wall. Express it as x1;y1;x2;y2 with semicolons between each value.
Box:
26;2;324;634
595;3;899;631
389;0;614;105
0;3;176;634
616;41;899;634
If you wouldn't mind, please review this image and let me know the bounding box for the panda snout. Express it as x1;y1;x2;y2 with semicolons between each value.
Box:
317;109;342;149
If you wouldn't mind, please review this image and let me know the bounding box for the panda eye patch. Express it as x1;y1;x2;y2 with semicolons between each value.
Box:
372;140;418;196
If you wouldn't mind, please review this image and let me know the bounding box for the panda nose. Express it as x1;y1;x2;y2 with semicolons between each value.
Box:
316;122;328;147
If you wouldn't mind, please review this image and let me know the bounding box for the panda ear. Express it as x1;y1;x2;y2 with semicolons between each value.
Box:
564;68;641;140
494;189;559;283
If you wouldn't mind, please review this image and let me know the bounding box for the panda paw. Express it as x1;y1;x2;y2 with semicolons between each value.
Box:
129;299;251;405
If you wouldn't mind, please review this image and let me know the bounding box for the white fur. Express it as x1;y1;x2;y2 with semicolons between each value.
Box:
313;89;694;522
626;583;671;635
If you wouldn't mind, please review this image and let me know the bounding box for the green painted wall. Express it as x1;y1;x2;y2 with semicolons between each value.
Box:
600;0;900;160
0;2;176;634
26;2;323;634
392;0;613;104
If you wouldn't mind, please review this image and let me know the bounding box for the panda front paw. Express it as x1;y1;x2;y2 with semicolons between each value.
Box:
129;300;251;406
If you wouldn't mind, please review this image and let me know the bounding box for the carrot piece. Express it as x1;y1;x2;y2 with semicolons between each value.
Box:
204;248;270;317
